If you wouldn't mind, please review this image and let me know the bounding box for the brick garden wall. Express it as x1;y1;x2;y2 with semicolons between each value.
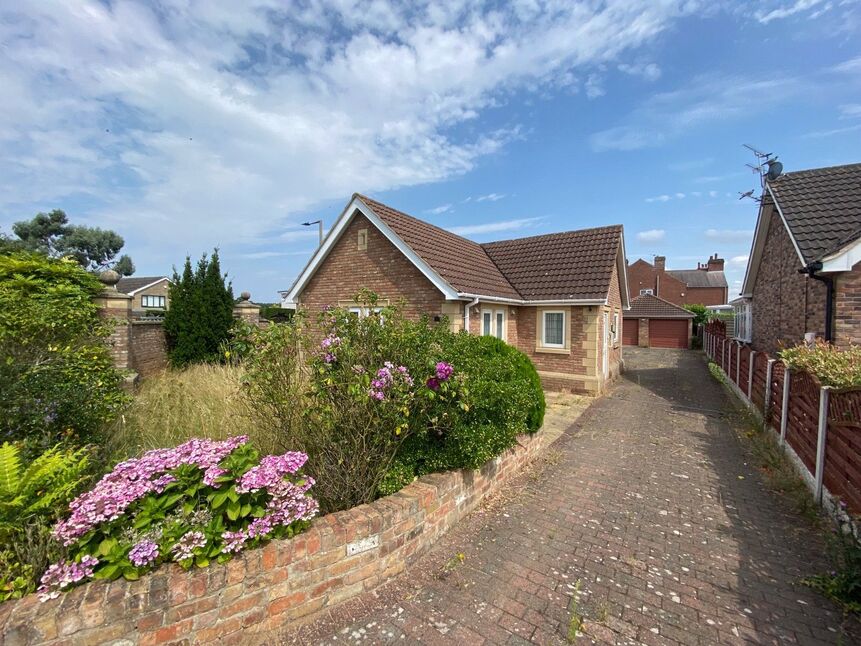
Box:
0;431;548;646
129;321;168;378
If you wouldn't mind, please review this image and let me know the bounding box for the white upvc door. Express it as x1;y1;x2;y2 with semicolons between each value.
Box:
481;308;506;340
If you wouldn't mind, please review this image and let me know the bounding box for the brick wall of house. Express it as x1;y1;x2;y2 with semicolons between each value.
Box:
0;430;548;646
130;321;168;377
605;258;623;380
656;271;687;305
627;259;657;297
685;286;727;306
751;209;828;353
298;213;448;324
134;281;170;312
835;261;861;347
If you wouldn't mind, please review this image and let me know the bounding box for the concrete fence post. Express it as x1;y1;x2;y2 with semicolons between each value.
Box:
747;351;756;400
780;368;792;447
735;342;741;386
814;386;831;505
722;338;727;371
764;359;775;420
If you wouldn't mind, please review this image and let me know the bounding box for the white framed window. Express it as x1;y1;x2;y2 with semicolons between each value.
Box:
481;308;506;340
733;301;752;343
141;295;165;308
613;312;620;344
348;306;383;320
542;310;565;348
639;289;654;296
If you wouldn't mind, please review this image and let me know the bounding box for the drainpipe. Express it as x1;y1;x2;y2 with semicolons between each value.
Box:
463;296;480;333
799;261;834;343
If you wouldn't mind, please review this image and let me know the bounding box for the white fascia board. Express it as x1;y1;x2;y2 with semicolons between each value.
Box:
766;184;806;265
456;292;607;306
126;277;171;295
283;196;460;304
820;237;861;273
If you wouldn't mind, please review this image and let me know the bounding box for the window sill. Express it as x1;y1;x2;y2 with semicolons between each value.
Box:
535;346;570;355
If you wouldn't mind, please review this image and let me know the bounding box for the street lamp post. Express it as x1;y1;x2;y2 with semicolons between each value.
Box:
302;220;323;247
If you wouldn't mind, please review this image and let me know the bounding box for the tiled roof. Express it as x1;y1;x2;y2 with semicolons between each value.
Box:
767;162;861;264
667;269;728;289
116;276;168;294
483;227;623;300
358;196;521;299
359;195;623;302
623;294;695;319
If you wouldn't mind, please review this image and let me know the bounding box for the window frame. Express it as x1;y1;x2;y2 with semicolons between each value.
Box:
141;295;165;308
613;312;620;345
639;288;654;296
542;310;566;348
733;301;752;343
480;308;506;340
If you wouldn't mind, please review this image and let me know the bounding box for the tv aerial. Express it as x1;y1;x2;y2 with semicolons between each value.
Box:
739;144;783;201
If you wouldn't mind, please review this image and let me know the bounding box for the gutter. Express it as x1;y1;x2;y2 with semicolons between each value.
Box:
799;261;834;342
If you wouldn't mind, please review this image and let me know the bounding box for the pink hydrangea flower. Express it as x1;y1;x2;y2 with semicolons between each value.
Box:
129;540;159;567
38;555;98;601
172;531;207;562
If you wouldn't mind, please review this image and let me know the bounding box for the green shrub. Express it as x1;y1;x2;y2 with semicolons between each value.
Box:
779;340;861;388
164;250;234;367
0;252;128;451
0;442;92;600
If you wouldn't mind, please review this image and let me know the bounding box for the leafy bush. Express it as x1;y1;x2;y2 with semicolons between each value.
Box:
40;437;317;599
0;443;92;601
0;252;128;451
779;340;861;388
164;250;234;367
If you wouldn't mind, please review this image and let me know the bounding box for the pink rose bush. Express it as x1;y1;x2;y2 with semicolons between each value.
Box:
39;436;318;600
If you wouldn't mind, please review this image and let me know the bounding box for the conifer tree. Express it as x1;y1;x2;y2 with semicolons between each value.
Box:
164;249;234;367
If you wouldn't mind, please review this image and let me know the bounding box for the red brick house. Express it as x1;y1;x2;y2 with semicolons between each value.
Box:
622;294;695;349
736;162;861;353
627;255;728;306
282;194;629;394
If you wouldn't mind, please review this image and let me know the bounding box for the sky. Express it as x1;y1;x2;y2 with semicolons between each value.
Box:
1;1;860;302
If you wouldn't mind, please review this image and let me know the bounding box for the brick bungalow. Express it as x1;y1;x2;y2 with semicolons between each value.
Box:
736;162;861;352
116;276;171;316
627;255;728;306
281;194;629;394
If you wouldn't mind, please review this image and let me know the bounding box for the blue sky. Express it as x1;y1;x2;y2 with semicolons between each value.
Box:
1;1;860;301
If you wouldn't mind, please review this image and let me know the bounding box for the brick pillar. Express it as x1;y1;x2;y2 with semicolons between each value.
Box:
234;291;261;325
93;270;133;371
638;318;649;347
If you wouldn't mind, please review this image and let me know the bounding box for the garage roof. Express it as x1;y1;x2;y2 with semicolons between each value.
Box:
623;294;695;319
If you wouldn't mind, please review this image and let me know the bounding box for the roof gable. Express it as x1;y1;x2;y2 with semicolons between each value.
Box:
666;269;728;289
284;194;627;306
116;276;170;295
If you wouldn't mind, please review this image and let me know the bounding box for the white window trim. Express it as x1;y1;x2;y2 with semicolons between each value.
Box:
733;301;752;343
639;288;654;296
613;312;620;345
141;295;165;308
480;308;506;341
542;310;566;348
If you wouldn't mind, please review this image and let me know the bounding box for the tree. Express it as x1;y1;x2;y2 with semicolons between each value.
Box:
163;249;235;367
10;209;134;275
683;304;709;329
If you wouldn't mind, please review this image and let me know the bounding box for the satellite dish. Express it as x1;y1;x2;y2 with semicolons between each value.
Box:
766;159;783;181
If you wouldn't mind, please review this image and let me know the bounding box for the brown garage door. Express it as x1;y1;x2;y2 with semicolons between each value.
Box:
622;319;639;346
649;319;689;349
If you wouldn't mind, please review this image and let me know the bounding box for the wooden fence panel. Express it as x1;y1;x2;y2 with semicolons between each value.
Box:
825;388;861;514
785;371;821;472
750;352;769;411
728;342;737;386
769;361;785;429
739;346;751;396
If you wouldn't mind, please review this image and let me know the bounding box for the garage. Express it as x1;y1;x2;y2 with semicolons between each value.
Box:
623;294;694;349
622;319;639;346
649;319;690;349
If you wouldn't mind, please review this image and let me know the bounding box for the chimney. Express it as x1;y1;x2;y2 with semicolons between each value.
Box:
654;256;666;271
707;254;724;271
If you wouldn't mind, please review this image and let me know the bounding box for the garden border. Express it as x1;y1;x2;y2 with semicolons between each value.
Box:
0;430;549;645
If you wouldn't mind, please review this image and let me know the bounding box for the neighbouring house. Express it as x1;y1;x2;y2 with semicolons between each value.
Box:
116;276;171;316
736;162;861;353
627;255;728;306
281;194;629;394
622;294;695;349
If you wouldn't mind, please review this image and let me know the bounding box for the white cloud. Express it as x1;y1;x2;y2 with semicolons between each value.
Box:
590;74;804;152
447;217;542;236
705;229;753;243
618;62;661;81
426;203;453;214
840;103;861;118
755;0;829;24
636;229;666;242
585;74;605;99
833;56;861;74
729;254;749;266
644;194;672;203
475;193;506;202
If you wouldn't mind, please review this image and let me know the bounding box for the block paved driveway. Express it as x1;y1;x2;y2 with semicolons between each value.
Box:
283;348;857;645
